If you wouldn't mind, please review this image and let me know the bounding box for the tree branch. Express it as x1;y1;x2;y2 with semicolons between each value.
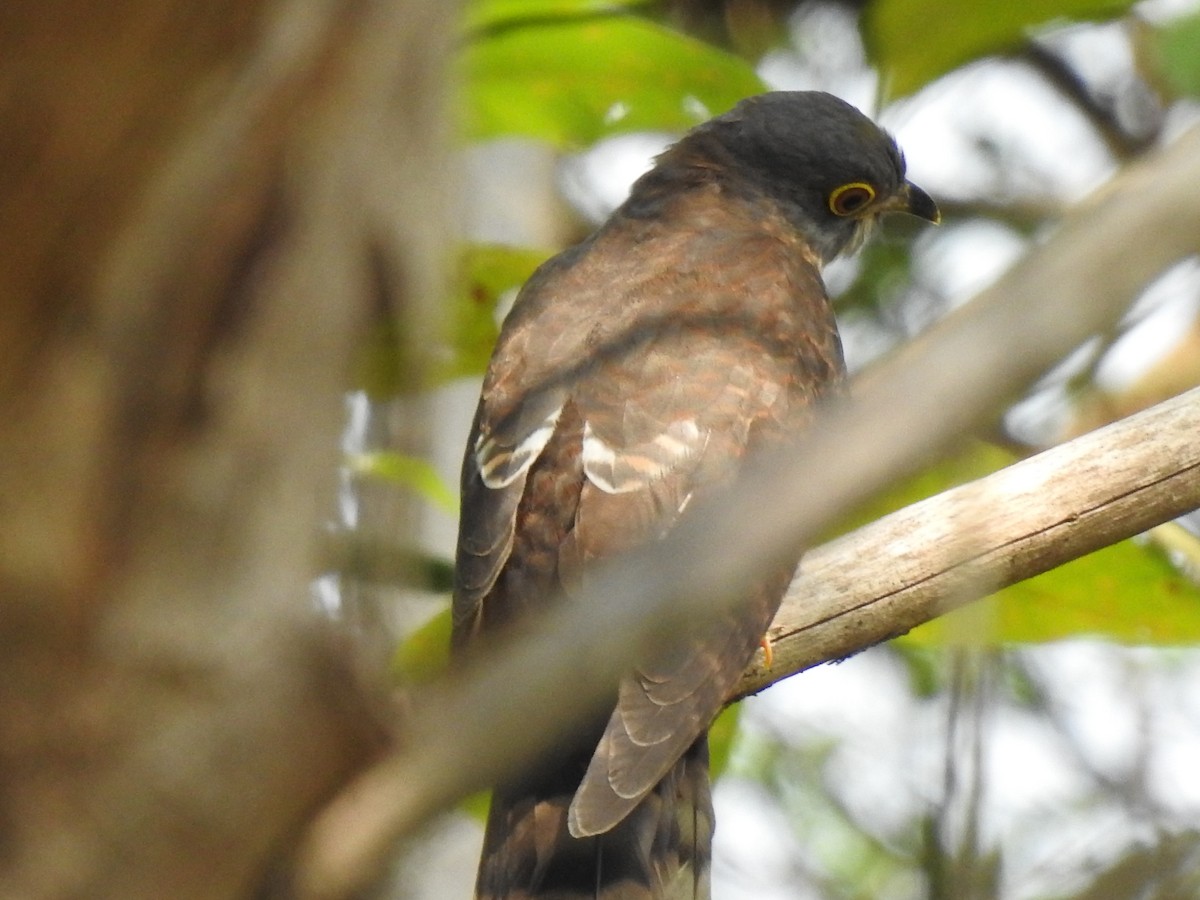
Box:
737;384;1200;697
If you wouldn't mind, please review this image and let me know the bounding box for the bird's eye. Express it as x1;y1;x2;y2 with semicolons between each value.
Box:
828;182;876;216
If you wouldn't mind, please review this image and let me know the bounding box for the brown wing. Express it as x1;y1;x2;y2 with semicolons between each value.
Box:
452;188;845;840
562;321;837;838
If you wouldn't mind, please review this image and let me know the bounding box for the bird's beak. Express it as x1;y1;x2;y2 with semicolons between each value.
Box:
875;181;940;223
899;181;940;224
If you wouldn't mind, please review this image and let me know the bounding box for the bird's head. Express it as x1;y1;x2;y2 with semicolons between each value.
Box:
669;91;940;264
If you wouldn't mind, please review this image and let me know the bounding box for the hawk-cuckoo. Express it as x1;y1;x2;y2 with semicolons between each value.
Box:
453;90;940;900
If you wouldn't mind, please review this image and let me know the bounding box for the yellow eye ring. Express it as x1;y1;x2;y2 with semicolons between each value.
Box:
828;182;876;216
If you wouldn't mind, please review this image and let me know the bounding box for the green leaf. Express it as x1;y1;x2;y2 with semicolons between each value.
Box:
865;0;1139;99
393;606;453;684
833;232;922;317
354;244;551;395
352;452;457;512
1152;11;1200;98
462;7;766;148
903;527;1200;645
708;704;740;782
325;536;454;592
355;316;408;398
889;643;947;698
440;244;553;383
465;0;648;33
462;789;493;823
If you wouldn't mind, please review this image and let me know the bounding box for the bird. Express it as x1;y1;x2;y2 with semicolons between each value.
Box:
452;90;939;899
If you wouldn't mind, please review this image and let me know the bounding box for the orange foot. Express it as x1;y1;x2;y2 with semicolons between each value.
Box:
759;635;774;670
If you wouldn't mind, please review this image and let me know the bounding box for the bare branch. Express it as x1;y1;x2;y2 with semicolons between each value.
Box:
737;384;1200;697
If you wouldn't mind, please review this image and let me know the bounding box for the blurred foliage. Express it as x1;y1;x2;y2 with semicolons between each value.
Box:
1152;9;1200;97
461;0;766;148
864;0;1140;98
355;315;407;398
832;230;925;316
707;703;741;781
1068;830;1200;899
729;641;1200;899
445;244;552;382
353;451;458;513
913;526;1200;645
465;0;647;30
394;605;455;684
356;245;550;393
732;714;929;897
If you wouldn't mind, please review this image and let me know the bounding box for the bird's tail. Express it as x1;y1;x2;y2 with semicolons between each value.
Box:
475;737;712;900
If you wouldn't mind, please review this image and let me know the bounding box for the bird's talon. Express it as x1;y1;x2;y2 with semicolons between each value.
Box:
759;635;774;670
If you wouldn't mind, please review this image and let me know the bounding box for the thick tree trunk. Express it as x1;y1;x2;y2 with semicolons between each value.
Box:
0;1;454;895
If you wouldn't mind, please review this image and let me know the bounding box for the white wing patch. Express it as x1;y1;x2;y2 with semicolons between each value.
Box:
476;404;563;488
582;418;707;495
